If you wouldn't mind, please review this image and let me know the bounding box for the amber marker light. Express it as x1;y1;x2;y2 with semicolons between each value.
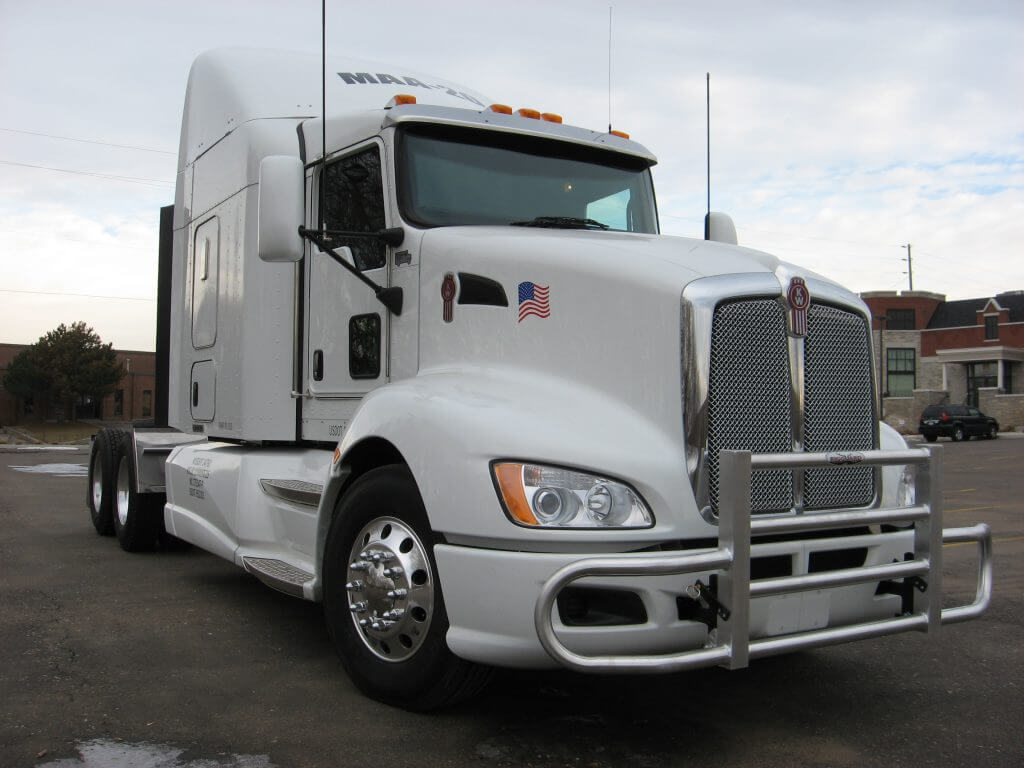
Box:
385;94;417;108
488;103;514;114
609;129;630;139
541;113;563;123
493;462;538;525
517;108;541;119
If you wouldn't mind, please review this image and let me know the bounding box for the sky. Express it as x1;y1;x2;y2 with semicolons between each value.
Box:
1;0;1022;351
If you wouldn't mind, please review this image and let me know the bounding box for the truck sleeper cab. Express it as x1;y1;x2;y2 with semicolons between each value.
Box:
85;48;992;710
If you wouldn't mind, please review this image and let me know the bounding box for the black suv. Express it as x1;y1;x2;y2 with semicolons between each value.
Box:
919;404;999;442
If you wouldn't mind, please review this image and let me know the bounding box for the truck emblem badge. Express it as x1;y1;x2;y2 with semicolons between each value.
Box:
517;281;550;322
787;276;810;337
441;273;456;323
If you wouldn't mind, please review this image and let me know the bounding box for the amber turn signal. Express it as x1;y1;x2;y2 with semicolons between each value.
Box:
609;129;630;139
385;94;417;108
541;113;563;123
516;108;541;119
488;103;514;114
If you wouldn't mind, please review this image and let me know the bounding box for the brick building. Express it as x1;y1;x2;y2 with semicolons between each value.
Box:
860;290;1024;432
0;342;155;425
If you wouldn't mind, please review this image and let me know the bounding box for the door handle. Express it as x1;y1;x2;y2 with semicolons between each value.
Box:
192;381;199;407
313;350;324;381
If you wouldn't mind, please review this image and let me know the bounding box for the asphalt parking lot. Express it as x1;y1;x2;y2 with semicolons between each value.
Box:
1;438;1022;768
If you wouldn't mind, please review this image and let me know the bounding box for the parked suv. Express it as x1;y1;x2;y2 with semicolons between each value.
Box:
919;404;999;442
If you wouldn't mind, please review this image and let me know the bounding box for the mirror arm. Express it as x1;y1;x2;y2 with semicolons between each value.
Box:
298;226;403;316
320;227;405;246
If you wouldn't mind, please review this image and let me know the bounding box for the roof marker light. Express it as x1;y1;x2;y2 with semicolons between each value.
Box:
488;103;513;114
517;108;541;119
541;113;563;123
609;129;630;139
385;94;417;108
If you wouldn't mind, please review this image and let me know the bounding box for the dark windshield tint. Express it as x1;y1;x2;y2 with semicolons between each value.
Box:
397;124;658;233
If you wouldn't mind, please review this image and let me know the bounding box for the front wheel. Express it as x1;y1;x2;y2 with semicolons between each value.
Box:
988;424;999;440
952;425;965;442
322;464;491;710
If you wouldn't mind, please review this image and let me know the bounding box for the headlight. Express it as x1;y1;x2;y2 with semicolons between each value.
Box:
492;462;654;529
897;464;916;507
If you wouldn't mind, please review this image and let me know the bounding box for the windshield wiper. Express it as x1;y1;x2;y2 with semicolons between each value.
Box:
510;216;610;230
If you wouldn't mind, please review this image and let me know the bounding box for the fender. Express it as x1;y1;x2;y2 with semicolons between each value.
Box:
311;365;709;591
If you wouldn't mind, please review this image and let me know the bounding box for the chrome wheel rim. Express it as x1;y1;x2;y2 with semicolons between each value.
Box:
90;449;103;511
345;516;434;662
116;456;131;527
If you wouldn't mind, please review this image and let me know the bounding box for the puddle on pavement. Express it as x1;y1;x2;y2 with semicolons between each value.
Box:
9;463;88;477
39;739;275;767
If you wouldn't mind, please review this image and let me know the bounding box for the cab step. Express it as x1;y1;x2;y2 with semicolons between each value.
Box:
242;557;314;598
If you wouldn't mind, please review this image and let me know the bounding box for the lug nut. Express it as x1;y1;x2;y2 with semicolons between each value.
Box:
370;619;395;632
350;601;368;613
349;561;370;572
345;580;364;591
382;609;405;621
386;588;408;600
382;566;404;578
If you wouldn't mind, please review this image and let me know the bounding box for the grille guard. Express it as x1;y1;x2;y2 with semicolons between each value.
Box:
534;446;993;673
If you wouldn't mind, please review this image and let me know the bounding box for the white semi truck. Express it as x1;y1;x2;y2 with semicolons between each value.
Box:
87;48;992;710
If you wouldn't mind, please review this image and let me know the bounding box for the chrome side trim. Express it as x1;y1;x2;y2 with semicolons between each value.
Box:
788;335;806;512
535;445;993;674
259;478;324;507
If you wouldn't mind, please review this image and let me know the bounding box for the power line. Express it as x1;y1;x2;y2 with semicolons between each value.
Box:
0;227;154;252
0;127;175;155
0;288;155;302
0;159;173;186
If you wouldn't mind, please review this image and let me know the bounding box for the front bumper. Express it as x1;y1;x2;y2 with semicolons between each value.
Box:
435;446;992;671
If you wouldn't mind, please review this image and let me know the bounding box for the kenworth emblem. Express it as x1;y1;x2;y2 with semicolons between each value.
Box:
441;273;456;323
787;277;810;337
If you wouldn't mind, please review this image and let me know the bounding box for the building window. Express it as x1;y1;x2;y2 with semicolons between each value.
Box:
886;348;915;396
142;390;152;418
885;308;915;330
113;389;124;417
984;315;998;340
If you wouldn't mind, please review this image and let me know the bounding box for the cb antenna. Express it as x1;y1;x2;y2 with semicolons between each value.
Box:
607;6;613;133
704;72;711;238
320;0;327;239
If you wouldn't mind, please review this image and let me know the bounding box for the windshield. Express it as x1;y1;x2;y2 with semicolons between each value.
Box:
396;124;658;233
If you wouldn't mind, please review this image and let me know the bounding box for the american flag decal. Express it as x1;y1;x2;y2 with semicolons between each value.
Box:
518;281;550;322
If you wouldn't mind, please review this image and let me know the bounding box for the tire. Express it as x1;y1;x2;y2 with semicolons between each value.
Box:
988;424;999;440
86;428;126;536
952;425;964;442
111;434;162;552
322;464;492;710
924;435;938;443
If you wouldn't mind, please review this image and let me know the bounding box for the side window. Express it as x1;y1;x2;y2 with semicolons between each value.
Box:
321;146;386;271
969;408;980;417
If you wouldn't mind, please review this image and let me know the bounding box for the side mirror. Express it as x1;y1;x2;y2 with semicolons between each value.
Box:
704;212;738;245
257;155;305;262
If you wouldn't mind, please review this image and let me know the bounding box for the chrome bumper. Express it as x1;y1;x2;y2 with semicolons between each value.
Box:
534;446;992;673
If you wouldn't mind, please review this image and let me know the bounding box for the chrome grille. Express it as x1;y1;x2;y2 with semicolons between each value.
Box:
707;299;793;513
803;303;875;509
704;297;875;515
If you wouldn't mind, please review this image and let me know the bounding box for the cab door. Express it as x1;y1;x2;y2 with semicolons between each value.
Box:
302;139;391;441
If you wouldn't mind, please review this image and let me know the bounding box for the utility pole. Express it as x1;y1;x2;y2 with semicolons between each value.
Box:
901;244;913;291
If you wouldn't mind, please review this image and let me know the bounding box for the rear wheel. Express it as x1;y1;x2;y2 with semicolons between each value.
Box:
86;428;125;535
322;464;491;710
952;425;965;442
112;434;162;552
924;434;938;443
